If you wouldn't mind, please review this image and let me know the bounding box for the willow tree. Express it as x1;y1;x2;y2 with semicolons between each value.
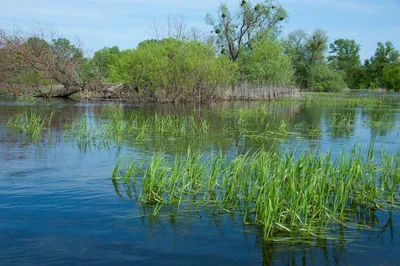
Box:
206;0;287;62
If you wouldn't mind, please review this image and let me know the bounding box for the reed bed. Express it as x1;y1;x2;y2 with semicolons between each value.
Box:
275;92;400;108
113;145;400;238
62;108;210;151
218;83;300;101
101;106;209;141
302;93;400;108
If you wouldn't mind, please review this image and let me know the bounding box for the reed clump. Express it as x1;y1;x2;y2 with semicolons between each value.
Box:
331;113;355;136
64;116;108;151
363;109;397;132
7;110;54;144
113;145;400;238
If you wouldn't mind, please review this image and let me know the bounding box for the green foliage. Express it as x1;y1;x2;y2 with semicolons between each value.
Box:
239;36;293;85
109;38;237;102
76;58;100;84
284;29;309;88
383;64;400;91
351;66;370;89
305;29;328;65
368;42;400;87
328;39;361;89
51;38;83;60
92;46;120;80
308;64;347;92
285;29;331;89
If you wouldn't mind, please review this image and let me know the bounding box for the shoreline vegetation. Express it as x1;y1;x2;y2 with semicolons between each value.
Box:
1;0;399;103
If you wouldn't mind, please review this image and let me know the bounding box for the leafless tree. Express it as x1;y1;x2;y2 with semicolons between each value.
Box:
206;0;288;61
0;27;87;97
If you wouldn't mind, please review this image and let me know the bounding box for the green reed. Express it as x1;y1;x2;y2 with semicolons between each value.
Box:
363;109;397;132
302;93;400;108
64;116;108;151
7;110;54;144
113;145;400;238
308;125;321;139
331;113;355;136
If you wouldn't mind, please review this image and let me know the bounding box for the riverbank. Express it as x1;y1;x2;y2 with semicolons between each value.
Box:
0;83;301;103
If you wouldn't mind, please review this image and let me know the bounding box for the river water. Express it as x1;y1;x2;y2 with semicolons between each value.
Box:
0;93;400;265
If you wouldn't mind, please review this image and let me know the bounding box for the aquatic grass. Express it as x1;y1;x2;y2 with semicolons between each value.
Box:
331;113;355;136
276;92;400;108
64;116;109;151
7;110;54;144
302;93;400;108
362;109;397;134
102;113;210;141
113;145;400;238
308;125;321;139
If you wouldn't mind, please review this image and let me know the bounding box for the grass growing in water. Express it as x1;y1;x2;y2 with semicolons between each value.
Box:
64;116;108;151
303;93;400;108
331;113;355;136
113;145;400;238
7;110;54;144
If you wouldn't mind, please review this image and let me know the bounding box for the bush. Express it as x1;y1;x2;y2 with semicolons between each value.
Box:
239;37;294;86
309;64;347;92
383;64;400;91
109;38;237;102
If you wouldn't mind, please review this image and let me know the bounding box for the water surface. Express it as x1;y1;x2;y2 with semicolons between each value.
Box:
1;93;400;265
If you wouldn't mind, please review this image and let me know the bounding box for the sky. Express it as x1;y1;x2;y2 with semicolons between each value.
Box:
1;0;399;60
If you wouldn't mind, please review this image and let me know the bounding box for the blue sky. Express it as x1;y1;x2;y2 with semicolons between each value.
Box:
1;0;399;60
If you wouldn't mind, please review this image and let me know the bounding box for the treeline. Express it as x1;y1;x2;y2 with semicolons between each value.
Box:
1;0;399;101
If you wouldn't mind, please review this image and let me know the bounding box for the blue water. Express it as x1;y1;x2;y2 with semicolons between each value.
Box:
1;95;400;265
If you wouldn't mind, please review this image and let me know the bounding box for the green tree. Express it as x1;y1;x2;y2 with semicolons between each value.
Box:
382;64;400;91
285;29;308;88
51;38;83;60
305;29;328;65
369;42;400;87
351;65;369;89
285;29;340;90
206;0;287;61
239;36;293;85
92;46;120;80
327;39;361;88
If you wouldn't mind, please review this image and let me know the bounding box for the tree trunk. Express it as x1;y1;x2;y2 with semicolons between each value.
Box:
36;86;81;98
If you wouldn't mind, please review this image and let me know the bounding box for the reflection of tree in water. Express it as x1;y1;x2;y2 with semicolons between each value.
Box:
112;178;397;266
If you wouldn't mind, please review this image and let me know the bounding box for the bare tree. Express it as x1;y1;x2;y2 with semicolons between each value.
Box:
206;0;287;61
0;27;88;97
